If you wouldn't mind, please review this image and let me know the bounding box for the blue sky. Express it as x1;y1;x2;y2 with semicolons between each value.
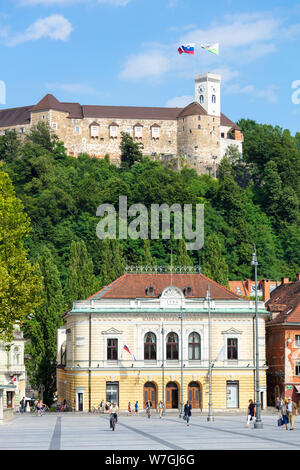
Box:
0;0;299;134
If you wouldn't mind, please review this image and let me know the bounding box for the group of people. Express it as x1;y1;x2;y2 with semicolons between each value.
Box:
103;398;193;428
246;397;298;430
276;396;298;430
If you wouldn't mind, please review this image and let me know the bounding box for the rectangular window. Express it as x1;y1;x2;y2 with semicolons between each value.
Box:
151;127;160;139
227;338;238;360
109;126;118;138
20;128;25;134
90;125;99;137
106;382;119;405
76;337;85;347
75;126;81;134
134;127;143;138
52;122;57;130
296;362;300;376
107;338;118;360
295;335;300;347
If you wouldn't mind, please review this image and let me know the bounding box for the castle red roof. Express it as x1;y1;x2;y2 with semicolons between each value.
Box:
88;273;243;300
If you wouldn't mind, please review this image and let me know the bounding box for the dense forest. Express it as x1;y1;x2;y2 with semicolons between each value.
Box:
1;120;299;301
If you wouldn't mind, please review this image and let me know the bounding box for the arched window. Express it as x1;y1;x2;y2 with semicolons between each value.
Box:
212;95;216;103
199;95;204;104
188;332;201;360
144;332;156;360
166;332;179;360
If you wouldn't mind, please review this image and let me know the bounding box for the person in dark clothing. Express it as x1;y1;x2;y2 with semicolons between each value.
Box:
245;399;256;427
184;401;192;426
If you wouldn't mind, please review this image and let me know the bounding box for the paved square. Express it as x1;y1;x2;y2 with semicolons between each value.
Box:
0;412;299;450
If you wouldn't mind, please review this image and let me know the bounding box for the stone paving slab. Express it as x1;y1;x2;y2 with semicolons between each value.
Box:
0;413;299;450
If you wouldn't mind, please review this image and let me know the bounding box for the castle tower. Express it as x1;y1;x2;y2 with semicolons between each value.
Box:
194;73;221;117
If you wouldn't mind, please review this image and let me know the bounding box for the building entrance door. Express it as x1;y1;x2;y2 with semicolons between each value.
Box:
226;381;239;408
144;382;156;408
77;393;83;411
188;382;201;409
166;382;178;409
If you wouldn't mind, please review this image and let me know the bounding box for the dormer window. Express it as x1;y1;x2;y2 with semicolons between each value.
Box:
183;286;193;296
151;124;160;139
89;122;99;138
109;123;119;138
145;286;155;296
134;123;143;139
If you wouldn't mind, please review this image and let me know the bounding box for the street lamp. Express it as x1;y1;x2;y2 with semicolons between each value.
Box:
161;325;165;416
206;286;214;421
179;309;184;419
251;245;263;429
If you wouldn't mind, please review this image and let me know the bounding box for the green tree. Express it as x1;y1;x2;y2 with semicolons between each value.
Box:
174;239;192;267
120;131;143;170
65;240;96;307
0;168;42;342
23;246;64;405
202;234;229;287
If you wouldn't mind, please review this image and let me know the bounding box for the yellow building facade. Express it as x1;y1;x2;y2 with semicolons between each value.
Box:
57;273;267;412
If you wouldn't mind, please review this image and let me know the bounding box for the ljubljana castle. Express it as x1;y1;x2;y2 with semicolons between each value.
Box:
0;73;243;173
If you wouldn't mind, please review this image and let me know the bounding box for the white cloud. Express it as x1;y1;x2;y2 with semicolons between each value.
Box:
45;81;110;98
119;53;172;81
165;95;194;108
225;83;278;103
6;14;73;46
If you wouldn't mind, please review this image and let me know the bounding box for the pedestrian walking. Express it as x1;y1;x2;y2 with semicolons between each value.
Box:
245;399;256;427
100;400;105;413
145;400;152;418
36;399;43;417
158;401;163;418
134;401;139;415
184;401;192;426
287;398;298;430
19;397;26;413
105;401;110;413
275;396;280;411
279;399;288;430
128;402;132;416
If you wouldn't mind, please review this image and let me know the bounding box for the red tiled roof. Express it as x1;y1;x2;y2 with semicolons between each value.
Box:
32;94;68;113
266;280;300;324
0;105;32;127
177;102;207;118
89;273;243;300
220;113;241;130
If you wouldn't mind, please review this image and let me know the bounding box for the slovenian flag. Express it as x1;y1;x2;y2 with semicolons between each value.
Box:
201;43;219;55
178;44;195;55
124;345;136;361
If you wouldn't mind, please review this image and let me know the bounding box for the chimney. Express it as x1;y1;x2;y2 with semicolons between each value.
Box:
281;277;290;285
261;279;271;302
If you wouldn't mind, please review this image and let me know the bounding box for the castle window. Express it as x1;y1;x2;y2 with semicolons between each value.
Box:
109;123;119;138
189;129;192;134
42;115;45;120
90;123;99;138
212;95;216;103
168;140;172;145
75;126;81;134
198;124;201;130
198;116;201;121
151;125;160;139
72;120;77;124
199;95;204;104
20;128;24;134
134;125;143;138
52;122;57;130
100;137;104;142
221;132;225;138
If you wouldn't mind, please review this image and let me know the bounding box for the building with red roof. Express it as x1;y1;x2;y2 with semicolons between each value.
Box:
265;275;300;405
